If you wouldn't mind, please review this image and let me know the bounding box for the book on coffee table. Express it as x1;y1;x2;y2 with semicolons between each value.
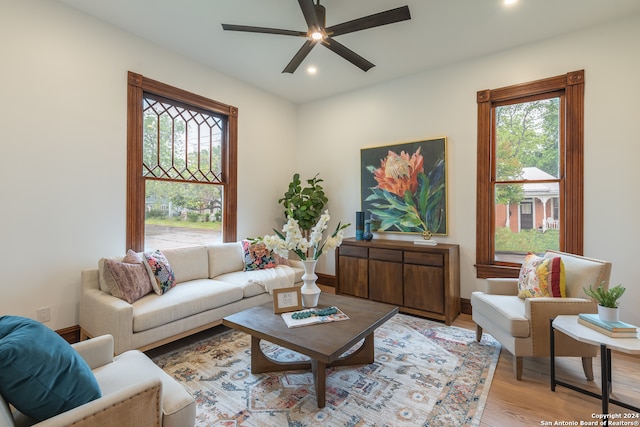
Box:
281;307;349;328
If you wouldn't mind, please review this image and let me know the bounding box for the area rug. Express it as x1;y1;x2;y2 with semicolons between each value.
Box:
151;314;500;426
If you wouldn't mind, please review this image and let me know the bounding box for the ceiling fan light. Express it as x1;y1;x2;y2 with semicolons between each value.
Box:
311;31;323;40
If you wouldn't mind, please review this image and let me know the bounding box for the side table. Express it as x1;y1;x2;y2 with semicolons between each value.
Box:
550;315;640;417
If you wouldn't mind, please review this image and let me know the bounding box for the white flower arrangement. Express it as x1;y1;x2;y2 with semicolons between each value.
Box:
263;210;350;260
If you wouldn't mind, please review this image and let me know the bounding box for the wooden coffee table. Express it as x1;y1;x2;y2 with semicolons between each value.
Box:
222;293;398;408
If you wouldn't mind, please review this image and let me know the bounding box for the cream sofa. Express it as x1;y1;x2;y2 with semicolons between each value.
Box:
80;243;303;355
1;335;195;427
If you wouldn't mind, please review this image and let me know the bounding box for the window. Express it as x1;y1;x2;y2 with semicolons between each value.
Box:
127;72;238;251
476;70;584;278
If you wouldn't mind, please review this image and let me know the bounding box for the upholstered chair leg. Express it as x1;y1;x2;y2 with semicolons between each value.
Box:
514;356;523;380
582;357;594;381
475;325;483;342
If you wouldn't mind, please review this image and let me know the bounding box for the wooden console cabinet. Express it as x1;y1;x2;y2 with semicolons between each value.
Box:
336;238;460;325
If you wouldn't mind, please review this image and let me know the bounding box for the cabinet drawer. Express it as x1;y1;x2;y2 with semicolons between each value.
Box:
370;248;403;262
339;245;368;258
404;251;443;267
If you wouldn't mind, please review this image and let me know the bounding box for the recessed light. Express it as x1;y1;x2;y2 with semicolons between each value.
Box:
307;66;317;75
504;0;518;5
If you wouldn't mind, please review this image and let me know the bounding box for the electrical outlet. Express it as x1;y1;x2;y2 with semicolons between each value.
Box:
37;307;51;323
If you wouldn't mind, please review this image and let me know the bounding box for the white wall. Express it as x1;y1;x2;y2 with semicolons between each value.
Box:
0;0;298;330
297;14;640;324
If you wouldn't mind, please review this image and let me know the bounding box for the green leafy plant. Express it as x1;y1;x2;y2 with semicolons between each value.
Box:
583;283;626;308
278;173;328;234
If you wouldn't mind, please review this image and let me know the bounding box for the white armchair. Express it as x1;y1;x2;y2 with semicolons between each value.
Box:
471;250;612;380
1;335;195;427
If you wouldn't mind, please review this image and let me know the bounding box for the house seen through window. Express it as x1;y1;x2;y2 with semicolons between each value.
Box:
494;97;561;262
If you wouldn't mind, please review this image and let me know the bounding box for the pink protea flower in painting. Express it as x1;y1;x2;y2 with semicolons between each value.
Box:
373;148;424;197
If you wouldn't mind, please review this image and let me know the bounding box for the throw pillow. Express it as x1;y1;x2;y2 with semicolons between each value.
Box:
242;239;277;271
98;250;144;294
0;316;101;422
518;253;566;298
104;258;153;304
272;252;290;266
143;250;176;295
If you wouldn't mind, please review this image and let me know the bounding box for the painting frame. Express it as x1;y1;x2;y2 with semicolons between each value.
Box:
273;287;303;314
360;137;447;236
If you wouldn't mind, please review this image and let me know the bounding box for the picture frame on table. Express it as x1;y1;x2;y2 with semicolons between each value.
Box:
273;287;303;314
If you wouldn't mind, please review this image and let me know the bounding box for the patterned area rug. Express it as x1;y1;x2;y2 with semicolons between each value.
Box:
152;314;500;426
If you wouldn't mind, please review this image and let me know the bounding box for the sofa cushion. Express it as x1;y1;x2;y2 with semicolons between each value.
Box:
0;316;101;422
216;265;297;296
214;271;269;298
104;258;153;303
161;245;209;284
207;242;245;278
143;250;177;295
470;292;530;338
518;253;566;298
131;279;244;332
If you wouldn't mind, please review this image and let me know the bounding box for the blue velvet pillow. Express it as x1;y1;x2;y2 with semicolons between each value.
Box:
0;316;101;422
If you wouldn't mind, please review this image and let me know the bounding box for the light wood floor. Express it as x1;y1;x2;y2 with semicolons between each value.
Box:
452;314;640;426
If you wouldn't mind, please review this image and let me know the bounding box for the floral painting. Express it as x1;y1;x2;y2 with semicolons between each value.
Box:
361;138;447;235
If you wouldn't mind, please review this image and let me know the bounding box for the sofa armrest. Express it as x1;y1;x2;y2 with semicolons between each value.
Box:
72;335;114;370
0;395;14;427
525;297;598;356
32;378;162;427
481;278;518;295
80;288;134;355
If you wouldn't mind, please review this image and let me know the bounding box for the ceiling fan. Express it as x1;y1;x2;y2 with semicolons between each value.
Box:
221;0;411;73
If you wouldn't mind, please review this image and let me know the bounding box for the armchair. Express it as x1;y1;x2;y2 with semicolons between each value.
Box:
1;335;195;427
471;250;612;380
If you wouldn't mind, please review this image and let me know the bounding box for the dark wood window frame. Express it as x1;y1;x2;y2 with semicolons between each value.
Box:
126;72;238;251
476;70;584;279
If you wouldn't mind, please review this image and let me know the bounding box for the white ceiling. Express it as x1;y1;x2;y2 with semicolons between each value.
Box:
55;0;640;104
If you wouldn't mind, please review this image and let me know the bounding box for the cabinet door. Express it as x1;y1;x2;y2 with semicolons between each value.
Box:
369;260;403;305
338;256;368;298
403;264;444;313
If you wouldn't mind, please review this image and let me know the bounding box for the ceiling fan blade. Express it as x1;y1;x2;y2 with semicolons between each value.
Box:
282;39;318;74
326;5;411;37
298;0;321;32
322;37;374;72
221;24;306;37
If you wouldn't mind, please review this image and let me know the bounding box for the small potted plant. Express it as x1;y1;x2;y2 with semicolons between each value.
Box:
583;282;626;322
